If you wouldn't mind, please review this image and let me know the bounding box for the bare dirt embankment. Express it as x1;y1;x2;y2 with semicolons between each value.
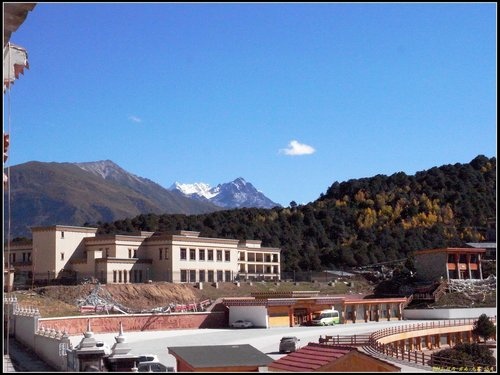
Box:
9;278;374;318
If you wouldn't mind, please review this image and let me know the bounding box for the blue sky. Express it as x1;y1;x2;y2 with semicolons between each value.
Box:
3;2;497;207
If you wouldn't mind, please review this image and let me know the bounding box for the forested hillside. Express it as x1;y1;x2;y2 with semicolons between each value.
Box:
93;155;496;272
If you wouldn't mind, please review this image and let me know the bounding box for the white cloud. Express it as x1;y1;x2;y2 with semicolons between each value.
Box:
128;115;142;123
279;140;316;156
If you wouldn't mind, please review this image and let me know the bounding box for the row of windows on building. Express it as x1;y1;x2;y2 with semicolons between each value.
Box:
92;248;232;262
107;269;236;283
9;247;278;265
112;269;143;283
177;248;231;262
180;269;234;283
9;252;32;263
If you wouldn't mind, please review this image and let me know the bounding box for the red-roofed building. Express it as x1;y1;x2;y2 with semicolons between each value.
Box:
413;247;486;282
223;293;408;327
267;343;400;372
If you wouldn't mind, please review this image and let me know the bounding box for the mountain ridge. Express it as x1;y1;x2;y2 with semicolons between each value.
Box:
4;160;280;238
4;160;222;238
170;177;281;209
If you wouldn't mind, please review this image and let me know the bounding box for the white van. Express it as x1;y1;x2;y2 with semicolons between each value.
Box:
311;309;340;325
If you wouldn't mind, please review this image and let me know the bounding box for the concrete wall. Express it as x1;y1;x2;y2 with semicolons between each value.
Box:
414;251;447;282
7;300;227;372
33;328;72;371
403;307;497;320
12;308;39;349
5;302;70;371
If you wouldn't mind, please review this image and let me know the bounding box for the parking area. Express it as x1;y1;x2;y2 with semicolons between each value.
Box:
69;319;437;372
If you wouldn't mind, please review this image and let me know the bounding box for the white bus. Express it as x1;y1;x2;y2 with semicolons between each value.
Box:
311;309;340;325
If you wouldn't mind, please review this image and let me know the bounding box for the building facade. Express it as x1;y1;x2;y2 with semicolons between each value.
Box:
413;247;486;282
4;225;281;285
223;291;408;327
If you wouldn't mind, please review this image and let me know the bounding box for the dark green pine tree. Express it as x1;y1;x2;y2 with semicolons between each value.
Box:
472;314;496;343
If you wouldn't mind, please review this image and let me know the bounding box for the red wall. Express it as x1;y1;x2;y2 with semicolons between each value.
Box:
39;311;227;336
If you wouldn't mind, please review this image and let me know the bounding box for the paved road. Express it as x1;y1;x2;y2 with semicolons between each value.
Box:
68;319;438;372
8;319;495;372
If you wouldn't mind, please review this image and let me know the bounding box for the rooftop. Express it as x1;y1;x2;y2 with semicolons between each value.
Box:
167;344;273;368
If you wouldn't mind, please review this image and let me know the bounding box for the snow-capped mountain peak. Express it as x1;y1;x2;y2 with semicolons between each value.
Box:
170;178;281;209
170;182;217;200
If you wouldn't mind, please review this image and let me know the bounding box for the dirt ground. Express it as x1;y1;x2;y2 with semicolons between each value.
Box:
7;277;374;318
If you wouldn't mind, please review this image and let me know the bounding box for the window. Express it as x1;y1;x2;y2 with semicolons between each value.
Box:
11;253;16;263
128;249;132;258
27;253;31;262
61;231;64;239
180;248;187;260
60;252;65;261
159;248;163;260
113;270;117;283
119;270;122;283
225;270;231;281
123;270;128;283
189;270;196;282
217;270;223;281
105;248;109;258
225;250;230;262
22;253;26;262
208;250;214;261
199;270;205;282
189;248;196;261
199;249;205;261
133;249;137;258
217;250;223;262
208;270;214;282
180;270;187;282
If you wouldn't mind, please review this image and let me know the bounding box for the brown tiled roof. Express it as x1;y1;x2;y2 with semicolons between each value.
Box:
168;344;273;368
268;343;353;372
414;247;486;255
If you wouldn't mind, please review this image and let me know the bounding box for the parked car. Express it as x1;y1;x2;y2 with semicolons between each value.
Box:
279;336;300;353
136;354;174;372
230;319;254;328
137;354;159;363
137;363;174;372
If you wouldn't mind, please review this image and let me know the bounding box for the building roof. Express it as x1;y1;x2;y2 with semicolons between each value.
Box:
414;247;486;255
466;242;496;249
268;343;400;372
251;290;321;298
167;344;273;369
269;343;354;372
31;224;98;234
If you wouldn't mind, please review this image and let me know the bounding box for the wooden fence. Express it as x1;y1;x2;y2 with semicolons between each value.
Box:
319;334;371;346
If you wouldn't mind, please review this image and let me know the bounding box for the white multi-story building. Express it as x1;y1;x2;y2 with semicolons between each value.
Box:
4;225;281;285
